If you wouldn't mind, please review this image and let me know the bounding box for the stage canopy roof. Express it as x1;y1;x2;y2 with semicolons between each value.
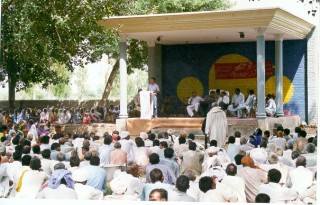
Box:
99;7;316;45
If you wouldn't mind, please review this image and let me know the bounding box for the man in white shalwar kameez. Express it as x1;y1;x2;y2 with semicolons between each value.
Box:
186;92;203;117
205;104;228;147
236;89;255;118
227;88;245;116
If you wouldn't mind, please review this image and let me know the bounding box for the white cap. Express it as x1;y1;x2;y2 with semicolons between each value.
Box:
250;148;268;165
140;132;148;140
73;169;88;182
110;178;127;194
120;131;130;139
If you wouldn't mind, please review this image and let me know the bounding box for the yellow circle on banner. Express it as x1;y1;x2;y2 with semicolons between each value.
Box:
177;77;204;103
266;76;294;104
209;54;257;97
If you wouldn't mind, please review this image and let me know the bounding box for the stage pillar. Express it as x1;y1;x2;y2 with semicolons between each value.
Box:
119;36;128;119
274;34;284;117
256;27;267;119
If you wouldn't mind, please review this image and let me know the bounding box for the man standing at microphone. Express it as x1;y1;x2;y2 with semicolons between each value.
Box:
147;77;160;118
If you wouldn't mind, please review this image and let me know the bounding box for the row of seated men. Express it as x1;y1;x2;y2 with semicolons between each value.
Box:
186;88;277;118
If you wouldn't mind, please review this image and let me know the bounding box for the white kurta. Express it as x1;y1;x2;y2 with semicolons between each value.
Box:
227;93;245;112
187;96;203;117
205;107;228;147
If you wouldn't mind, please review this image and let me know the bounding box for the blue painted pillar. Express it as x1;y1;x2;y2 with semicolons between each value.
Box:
256;28;266;119
119;36;128;119
274;34;284;117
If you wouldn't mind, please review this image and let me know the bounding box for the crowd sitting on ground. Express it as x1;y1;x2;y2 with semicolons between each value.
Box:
0;105;120;126
0;116;317;203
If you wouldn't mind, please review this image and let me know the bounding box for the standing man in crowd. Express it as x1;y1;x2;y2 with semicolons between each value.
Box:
147;77;160;118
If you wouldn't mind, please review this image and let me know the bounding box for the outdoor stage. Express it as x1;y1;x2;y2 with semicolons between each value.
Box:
125;115;301;137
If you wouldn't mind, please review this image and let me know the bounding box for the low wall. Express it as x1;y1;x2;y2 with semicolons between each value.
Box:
0;100;119;109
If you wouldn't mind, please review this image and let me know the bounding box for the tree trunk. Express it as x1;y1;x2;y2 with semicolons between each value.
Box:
99;60;119;106
8;73;16;109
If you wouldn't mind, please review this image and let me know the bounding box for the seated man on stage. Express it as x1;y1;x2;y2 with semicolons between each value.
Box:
186;92;203;117
217;91;230;111
199;91;216;116
236;89;255;118
265;94;276;117
227;88;245;116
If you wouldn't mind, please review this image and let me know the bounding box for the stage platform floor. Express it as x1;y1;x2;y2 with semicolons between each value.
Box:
126;116;301;136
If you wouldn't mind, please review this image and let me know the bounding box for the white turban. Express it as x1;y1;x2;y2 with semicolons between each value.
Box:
73;169;88;182
110;178;127;195
140;132;148;140
120;131;130;139
250;148;268;165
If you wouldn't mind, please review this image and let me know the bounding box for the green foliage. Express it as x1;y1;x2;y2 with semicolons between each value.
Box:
0;0;128;91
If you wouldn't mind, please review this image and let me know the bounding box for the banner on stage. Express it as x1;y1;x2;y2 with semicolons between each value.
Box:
215;60;273;79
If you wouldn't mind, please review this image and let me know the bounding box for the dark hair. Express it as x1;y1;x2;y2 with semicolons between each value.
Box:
150;168;163;183
178;137;186;144
52;133;64;140
150;77;156;81
22;145;31;154
149;189;168;201
32;145;41;154
188;141;197;151
15;145;23;153
234;154;244;165
12;136;21;145
264;130;270;137
199;176;213;193
84;151;92;161
135;137;145;147
291;151;300;160
295;127;302;133
30;157;42;170
276;125;284;132
148;133;156;141
153;139;160;146
228;136;235;144
164;148;174;159
149;153;160;165
268;168;282;183
70;156;81;167
40;135;50;144
21;155;32;166
226;163;237;176
255;193;270;203
260;140;268;148
255;128;262;136
159;141;168;148
296;156;307;167
0;136;7;142
90;156;100;166
13;151;22;161
210;140;217;147
176;175;190;192
104;136;112;145
284;128;290;135
299;130;307;138
188;133;195;141
51;142;60;151
22;140;31;147
234;131;241;138
42;149;51;159
249;89;254;95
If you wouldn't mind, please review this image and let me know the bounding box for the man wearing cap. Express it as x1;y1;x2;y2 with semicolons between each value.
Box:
119;131;135;163
73;169;103;200
104;178;139;201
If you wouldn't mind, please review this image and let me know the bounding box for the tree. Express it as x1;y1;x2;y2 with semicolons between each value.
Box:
0;0;130;108
100;0;231;104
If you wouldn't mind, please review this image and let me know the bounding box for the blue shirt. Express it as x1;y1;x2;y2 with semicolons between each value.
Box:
249;134;262;148
83;165;107;192
159;158;180;178
99;144;114;165
146;164;176;185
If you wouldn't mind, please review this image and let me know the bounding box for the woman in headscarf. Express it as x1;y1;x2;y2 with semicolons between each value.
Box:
36;168;78;199
17;109;28;124
27;123;38;145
